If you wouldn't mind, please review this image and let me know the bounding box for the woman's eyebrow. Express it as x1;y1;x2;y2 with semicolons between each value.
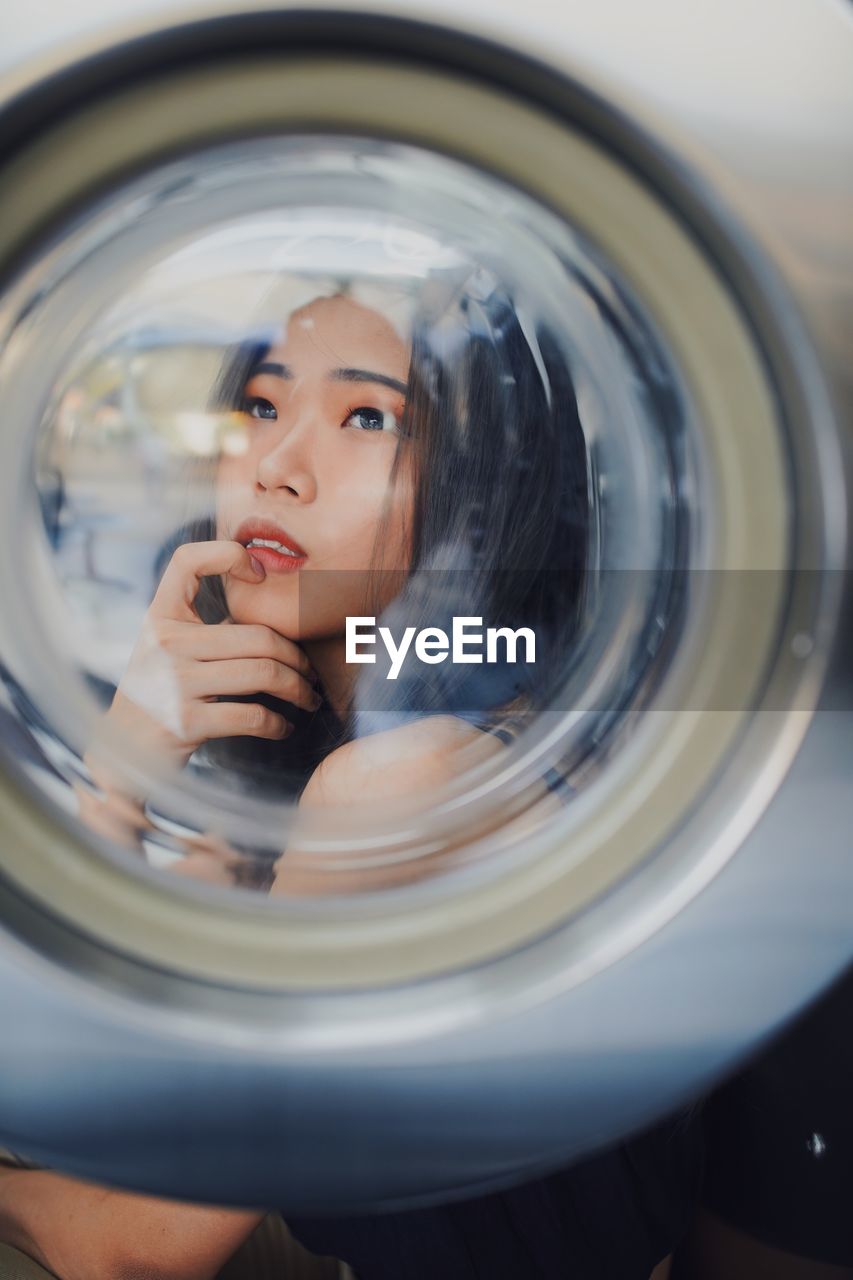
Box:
251;361;292;380
330;368;408;396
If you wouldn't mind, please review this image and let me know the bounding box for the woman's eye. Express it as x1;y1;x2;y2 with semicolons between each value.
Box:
344;406;399;433
242;396;278;421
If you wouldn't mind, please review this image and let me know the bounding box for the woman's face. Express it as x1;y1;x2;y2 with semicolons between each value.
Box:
216;294;414;640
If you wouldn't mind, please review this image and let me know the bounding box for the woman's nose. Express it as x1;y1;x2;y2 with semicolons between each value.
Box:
254;408;318;502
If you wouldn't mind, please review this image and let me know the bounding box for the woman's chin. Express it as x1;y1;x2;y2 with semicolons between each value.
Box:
225;597;304;639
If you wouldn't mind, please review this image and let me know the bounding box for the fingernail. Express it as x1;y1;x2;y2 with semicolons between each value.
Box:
249;555;265;577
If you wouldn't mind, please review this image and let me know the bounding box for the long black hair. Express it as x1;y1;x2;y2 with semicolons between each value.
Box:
354;287;589;734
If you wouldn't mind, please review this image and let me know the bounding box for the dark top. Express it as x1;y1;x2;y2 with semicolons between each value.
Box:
700;962;853;1267
287;1107;704;1280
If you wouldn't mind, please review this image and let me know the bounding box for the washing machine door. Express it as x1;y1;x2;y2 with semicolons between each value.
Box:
0;0;850;1212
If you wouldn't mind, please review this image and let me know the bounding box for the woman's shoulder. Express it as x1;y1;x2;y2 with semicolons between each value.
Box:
298;714;508;809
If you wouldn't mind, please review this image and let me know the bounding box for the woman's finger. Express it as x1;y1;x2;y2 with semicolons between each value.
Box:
168;620;316;679
189;699;294;743
168;852;239;886
150;540;264;622
185;657;322;712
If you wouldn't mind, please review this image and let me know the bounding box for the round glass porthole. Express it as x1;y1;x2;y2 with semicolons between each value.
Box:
0;126;796;991
2;133;684;883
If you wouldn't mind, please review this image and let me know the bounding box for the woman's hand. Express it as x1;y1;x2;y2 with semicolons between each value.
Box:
0;1164;266;1280
79;539;320;836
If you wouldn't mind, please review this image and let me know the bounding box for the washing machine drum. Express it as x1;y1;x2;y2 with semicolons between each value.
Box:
0;3;850;1212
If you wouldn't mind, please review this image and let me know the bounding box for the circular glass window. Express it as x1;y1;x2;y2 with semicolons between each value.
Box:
1;138;686;891
0;129;792;991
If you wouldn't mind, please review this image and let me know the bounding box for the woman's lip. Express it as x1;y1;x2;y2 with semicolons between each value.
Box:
234;517;307;557
247;545;307;574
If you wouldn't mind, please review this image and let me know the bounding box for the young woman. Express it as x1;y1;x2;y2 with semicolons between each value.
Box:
79;277;588;887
